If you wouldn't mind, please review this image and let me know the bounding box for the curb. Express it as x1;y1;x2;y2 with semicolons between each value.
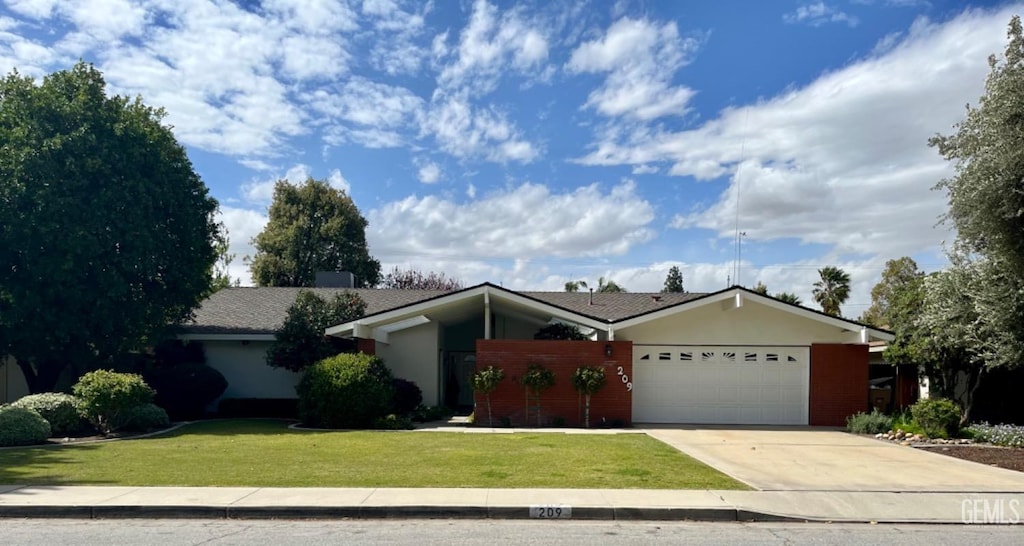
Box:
0;504;806;522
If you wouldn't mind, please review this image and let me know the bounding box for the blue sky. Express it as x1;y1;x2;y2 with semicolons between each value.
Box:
0;0;1018;315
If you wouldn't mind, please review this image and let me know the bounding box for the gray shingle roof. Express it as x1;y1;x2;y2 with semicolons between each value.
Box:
183;285;707;335
519;291;706;322
183;287;450;335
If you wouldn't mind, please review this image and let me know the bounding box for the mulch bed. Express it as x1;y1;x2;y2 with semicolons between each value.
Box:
917;445;1024;473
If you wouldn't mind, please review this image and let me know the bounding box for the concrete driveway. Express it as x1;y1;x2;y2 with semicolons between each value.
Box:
644;426;1024;492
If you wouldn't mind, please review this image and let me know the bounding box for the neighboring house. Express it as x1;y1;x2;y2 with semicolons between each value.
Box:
180;282;893;427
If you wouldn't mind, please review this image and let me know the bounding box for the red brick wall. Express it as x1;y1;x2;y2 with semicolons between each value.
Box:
474;340;633;427
357;338;376;355
810;344;869;426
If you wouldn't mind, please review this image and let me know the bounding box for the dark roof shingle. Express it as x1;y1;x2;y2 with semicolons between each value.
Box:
183;286;707;335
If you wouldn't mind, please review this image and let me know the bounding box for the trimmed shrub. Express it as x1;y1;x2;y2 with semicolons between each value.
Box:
965;422;1024;447
296;353;394;429
112;403;170;433
391;378;423;415
11;393;84;436
846;409;894;435
0;406;51;446
410;405;453;423
910;397;961;439
471;365;504;427
373;414;415;430
217;398;299;419
144;362;228;420
73;370;156;434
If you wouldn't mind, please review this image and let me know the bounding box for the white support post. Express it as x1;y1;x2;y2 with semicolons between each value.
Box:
484;290;492;340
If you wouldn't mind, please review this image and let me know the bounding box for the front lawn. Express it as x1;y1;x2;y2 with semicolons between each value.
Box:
0;419;745;489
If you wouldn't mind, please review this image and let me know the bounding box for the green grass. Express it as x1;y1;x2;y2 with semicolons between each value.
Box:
0;419;745;489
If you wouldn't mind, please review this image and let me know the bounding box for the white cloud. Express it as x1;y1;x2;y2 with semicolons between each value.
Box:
5;0;59;19
422;93;539;163
579;7;1014;260
240;164;312;203
367;180;655;260
436;0;550;95
783;2;860;28
363;0;430;75
327;168;351;194
311;77;424;126
466;183;477;199
567;17;700;120
217;205;269;285
416;161;442;184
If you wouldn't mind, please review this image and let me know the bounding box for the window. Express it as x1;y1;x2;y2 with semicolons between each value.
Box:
701;351;714;361
766;353;779;362
680;352;693;361
658;352;671;360
723;352;736;361
744;352;758;362
639;354;650;360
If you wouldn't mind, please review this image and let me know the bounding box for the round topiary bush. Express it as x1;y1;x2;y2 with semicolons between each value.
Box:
910;397;962;438
11;393;84;436
391;378;423;415
112;403;171;433
73;370;156;434
0;405;52;446
297;353;394;429
144;362;228;420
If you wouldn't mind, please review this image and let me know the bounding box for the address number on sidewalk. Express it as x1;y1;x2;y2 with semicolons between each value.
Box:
529;504;572;518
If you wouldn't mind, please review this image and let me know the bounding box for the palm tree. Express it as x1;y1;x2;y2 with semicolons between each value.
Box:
596;276;627;293
564;280;588;292
812;266;851;316
774;292;802;305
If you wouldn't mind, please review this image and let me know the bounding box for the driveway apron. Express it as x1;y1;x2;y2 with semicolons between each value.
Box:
644;426;1024;492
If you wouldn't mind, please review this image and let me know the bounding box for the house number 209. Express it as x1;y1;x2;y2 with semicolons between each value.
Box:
617;367;633;391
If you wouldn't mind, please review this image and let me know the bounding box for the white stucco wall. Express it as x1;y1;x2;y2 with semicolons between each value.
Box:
1;356;30;404
202;340;302;402
616;300;858;346
376;322;440;406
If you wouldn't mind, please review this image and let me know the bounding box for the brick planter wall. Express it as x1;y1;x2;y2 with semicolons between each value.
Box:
474;340;633;427
809;343;869;426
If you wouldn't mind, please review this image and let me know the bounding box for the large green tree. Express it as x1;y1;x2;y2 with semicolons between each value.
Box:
662;266;684;293
812;266;851;317
925;14;1024;400
379;267;463;290
250;179;381;288
266;290;366;372
859;257;924;327
886;252;1008;424
0;63;219;393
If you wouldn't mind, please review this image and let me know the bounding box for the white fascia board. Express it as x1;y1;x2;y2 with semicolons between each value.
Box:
615;288;896;342
178;333;276;341
378;315;431;334
327;285;490;337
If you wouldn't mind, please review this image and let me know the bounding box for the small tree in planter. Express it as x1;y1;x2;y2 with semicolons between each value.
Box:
572;365;607;428
471;366;505;427
521;363;556;426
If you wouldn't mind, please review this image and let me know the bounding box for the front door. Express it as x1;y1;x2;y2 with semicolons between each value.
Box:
444;351;477;410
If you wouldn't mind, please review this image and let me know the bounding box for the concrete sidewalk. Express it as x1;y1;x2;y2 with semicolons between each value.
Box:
1;485;1022;524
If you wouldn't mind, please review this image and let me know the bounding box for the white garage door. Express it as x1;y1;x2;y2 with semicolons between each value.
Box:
632;345;809;425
